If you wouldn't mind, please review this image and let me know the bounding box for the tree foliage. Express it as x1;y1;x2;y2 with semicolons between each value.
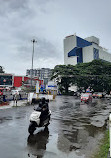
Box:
51;60;111;94
0;66;4;73
51;64;79;94
76;60;111;93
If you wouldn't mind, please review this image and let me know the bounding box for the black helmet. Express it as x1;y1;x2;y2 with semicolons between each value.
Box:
41;97;46;104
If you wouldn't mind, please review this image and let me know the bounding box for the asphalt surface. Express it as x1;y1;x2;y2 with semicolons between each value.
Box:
0;96;111;158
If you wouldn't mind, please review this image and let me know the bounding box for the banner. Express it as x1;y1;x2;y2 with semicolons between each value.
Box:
36;81;39;93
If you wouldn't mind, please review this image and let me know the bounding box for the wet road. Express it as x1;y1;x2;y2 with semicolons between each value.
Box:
0;96;111;158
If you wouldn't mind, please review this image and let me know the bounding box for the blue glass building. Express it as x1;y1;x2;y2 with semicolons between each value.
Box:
64;35;111;65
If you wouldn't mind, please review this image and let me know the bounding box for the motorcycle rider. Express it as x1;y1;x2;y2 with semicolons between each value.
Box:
38;97;49;109
39;98;49;125
34;97;49;125
34;97;49;110
40;104;49;124
28;97;51;134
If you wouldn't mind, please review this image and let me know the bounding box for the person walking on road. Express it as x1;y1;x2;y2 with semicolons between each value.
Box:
14;92;18;106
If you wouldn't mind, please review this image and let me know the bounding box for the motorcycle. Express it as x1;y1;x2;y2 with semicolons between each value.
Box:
28;106;51;135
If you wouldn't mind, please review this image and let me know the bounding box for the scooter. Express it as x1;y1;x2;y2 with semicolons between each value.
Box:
28;107;51;135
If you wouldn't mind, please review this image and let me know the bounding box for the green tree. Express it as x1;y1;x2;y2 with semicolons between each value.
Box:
0;66;4;73
51;60;111;94
76;60;111;93
51;65;79;94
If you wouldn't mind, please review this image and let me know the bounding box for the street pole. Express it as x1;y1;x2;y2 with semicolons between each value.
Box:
31;39;37;88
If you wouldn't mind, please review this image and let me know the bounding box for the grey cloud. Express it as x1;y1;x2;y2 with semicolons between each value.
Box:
16;38;61;62
0;0;28;16
0;0;53;17
0;0;110;75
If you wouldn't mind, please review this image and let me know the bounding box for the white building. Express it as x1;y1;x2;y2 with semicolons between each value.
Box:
64;34;111;65
26;68;52;85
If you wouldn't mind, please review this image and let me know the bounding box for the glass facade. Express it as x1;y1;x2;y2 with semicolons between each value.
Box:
93;48;99;59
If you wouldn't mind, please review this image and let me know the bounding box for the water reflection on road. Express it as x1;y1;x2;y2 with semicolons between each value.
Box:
27;127;49;157
47;96;110;158
0;96;111;158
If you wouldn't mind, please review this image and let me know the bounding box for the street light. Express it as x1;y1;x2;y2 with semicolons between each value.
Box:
31;39;37;88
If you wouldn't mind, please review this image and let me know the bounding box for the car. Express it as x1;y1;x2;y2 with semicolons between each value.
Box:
92;92;98;98
0;91;3;95
97;92;103;98
81;93;92;103
92;92;103;98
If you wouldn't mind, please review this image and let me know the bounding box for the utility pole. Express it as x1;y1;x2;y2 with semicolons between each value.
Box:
31;39;37;88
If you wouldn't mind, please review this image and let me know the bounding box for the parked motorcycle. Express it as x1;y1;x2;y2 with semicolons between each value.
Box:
28;106;51;135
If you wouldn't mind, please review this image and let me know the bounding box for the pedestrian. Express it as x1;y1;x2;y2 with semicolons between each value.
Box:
14;93;18;106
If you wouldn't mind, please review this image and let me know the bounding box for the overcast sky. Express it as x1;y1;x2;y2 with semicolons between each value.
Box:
0;0;111;75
